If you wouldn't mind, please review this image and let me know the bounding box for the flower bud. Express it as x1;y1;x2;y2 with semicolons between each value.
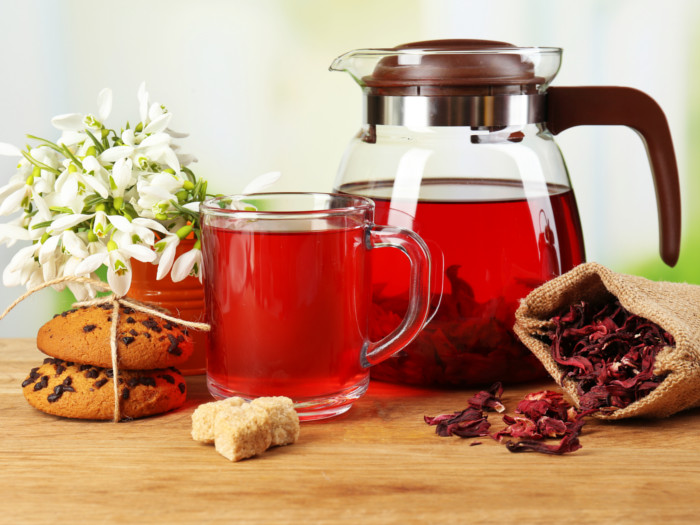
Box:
113;196;124;210
27;166;40;185
176;224;193;240
155;213;168;221
183;180;195;191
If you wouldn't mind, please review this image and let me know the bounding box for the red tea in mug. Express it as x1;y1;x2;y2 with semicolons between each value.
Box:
203;224;370;400
200;193;432;420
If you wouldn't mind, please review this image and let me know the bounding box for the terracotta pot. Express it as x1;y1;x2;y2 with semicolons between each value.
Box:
128;239;207;375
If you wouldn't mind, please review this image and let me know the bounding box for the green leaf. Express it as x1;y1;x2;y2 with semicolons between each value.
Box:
84;193;106;207
49;206;75;214
123;202;138;220
31;220;53;230
84;129;105;153
61;144;83;170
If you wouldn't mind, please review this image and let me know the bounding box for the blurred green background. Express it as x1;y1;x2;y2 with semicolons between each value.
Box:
632;36;700;284
0;0;697;336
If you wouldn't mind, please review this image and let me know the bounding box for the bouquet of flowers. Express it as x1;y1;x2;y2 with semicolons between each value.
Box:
0;84;274;300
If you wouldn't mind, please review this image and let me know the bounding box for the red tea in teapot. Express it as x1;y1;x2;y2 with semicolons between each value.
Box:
341;178;586;386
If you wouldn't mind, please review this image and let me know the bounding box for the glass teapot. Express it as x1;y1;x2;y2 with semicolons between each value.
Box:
330;40;681;387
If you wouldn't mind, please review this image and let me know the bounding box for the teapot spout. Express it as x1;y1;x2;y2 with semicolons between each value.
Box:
328;48;395;87
328;52;351;73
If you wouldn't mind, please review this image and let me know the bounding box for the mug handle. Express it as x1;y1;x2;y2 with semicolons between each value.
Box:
362;225;432;367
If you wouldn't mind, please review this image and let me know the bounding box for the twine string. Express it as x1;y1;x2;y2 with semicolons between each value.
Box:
1;275;210;422
108;295;121;421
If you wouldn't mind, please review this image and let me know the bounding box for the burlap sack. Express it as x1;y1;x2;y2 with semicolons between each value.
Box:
514;262;700;420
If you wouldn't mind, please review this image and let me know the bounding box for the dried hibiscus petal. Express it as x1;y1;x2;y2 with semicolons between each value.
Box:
426;387;592;455
504;417;586;455
424;407;490;438
515;390;577;422
547;300;673;413
496;389;590;455
494;415;541;441
468;382;505;413
536;416;568;438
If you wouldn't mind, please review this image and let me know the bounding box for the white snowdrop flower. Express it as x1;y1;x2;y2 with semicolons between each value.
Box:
155;234;180;280
75;231;156;297
0;220;30;247
3;244;39;287
0;178;30;216
48;213;93;234
0;142;22;156
171;243;202;283
0;83;244;293
243;171;282;194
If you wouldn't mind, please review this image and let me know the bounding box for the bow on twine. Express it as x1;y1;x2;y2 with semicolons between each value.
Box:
0;275;211;422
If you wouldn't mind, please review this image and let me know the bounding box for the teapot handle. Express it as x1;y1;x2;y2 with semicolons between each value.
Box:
547;86;681;267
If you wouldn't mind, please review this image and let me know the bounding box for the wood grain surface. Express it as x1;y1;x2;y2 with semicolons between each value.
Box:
2;338;700;524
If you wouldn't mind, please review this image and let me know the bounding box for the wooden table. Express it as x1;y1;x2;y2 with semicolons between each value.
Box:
2;338;700;523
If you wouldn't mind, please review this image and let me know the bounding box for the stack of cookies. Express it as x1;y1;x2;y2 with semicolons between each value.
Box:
21;304;192;420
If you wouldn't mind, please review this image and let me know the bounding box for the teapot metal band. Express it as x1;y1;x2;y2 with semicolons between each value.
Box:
363;94;546;127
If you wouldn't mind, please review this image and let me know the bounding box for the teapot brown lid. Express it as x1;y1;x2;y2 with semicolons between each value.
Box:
365;39;541;95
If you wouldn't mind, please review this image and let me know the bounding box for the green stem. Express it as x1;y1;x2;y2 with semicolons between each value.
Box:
21;151;61;175
25;135;64;155
170;199;199;220
181;166;197;184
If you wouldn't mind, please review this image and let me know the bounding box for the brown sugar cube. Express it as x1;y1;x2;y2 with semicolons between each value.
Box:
191;397;246;443
214;404;273;462
251;396;300;446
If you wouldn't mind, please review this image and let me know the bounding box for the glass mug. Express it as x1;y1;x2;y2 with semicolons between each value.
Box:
200;193;432;420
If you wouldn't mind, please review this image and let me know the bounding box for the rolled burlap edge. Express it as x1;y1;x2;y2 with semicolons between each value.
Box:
514;262;700;420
